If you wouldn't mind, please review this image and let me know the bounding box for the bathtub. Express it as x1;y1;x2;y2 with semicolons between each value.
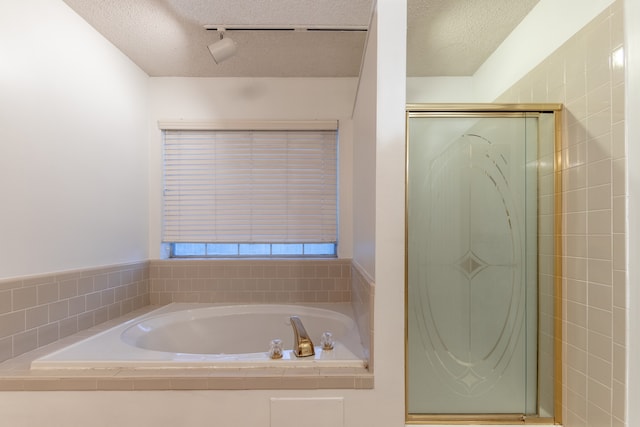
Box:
31;303;367;370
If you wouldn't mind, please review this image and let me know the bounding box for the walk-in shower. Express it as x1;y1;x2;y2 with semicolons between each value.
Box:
405;104;562;424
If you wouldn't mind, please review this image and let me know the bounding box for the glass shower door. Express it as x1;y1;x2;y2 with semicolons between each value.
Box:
406;114;539;416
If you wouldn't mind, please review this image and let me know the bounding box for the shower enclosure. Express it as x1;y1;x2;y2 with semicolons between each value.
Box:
405;104;562;424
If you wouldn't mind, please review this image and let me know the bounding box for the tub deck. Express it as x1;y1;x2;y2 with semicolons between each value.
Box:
0;305;373;391
31;303;367;370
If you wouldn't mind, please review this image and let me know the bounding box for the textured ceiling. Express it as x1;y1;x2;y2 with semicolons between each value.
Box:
61;0;372;77
407;0;539;76
62;0;538;78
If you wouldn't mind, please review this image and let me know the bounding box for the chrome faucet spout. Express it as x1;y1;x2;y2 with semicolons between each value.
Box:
289;316;315;357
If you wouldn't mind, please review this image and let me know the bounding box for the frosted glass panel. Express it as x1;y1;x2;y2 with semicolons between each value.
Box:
407;116;539;415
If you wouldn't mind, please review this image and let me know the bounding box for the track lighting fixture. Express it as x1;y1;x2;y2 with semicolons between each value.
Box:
205;25;367;65
207;29;237;64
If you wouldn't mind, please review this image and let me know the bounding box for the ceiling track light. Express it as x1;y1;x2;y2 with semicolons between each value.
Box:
203;25;368;32
205;25;367;65
207;28;237;64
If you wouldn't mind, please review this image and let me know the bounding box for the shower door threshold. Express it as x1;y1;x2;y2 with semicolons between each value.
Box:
406;413;557;425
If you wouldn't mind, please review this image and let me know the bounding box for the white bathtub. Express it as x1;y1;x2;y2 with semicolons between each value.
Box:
31;303;367;370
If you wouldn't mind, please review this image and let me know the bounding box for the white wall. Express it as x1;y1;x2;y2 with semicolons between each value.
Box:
0;0;150;280
147;77;357;259
0;388;390;427
352;14;378;276
473;0;616;101
406;77;473;104
371;0;408;424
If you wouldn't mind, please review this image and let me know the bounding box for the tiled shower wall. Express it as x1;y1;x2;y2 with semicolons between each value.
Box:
0;261;149;364
497;1;626;425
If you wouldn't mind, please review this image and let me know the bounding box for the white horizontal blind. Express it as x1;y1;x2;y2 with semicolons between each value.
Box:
163;129;337;244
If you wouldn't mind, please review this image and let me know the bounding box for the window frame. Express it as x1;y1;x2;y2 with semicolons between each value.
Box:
159;121;340;259
169;242;337;258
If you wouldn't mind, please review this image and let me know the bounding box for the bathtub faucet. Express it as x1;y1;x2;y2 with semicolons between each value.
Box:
289;316;315;357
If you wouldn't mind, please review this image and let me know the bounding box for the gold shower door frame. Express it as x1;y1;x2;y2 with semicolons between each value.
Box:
404;104;563;425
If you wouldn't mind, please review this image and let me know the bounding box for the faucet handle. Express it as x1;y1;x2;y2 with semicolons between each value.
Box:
321;331;334;350
269;339;283;359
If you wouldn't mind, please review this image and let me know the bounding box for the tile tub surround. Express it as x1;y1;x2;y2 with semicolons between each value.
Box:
0;306;372;391
0;262;150;364
149;258;352;305
0;258;374;391
351;261;374;371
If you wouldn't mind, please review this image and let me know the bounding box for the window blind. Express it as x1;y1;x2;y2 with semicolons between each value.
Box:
162;129;337;244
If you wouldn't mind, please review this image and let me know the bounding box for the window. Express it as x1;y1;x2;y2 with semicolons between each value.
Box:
170;243;337;257
162;126;338;257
